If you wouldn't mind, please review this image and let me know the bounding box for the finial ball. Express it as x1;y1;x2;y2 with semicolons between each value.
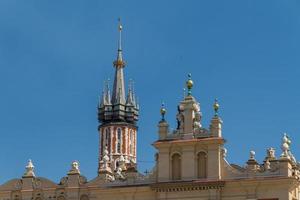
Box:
214;98;220;114
186;73;193;90
160;103;166;115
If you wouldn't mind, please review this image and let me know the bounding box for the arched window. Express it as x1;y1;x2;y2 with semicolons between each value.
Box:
105;128;110;147
102;128;110;154
129;130;133;155
171;153;181;180
117;128;122;153
197;152;207;179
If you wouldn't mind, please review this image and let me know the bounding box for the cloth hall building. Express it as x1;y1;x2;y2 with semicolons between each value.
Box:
1;22;300;200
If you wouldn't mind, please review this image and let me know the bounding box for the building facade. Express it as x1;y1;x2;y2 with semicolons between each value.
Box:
0;22;300;200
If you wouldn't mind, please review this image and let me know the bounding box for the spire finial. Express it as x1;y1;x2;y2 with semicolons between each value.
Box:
113;18;125;68
186;73;193;96
118;17;122;51
160;102;166;121
213;98;220;116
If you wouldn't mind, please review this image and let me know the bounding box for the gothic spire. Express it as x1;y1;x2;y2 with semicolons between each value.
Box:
111;18;126;105
126;79;134;105
105;79;111;105
99;92;105;108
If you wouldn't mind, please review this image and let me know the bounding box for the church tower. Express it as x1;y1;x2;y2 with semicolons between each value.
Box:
97;21;139;174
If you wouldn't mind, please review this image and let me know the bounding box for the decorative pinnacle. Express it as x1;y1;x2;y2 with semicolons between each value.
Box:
113;18;125;68
186;73;193;96
160;102;166;121
213;98;220;116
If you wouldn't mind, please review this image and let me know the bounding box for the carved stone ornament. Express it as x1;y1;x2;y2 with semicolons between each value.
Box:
14;180;22;190
221;147;227;158
266;147;276;160
281;133;290;159
23;159;35;178
264;159;271;170
34;178;42;189
249;150;255;160
68;160;80;175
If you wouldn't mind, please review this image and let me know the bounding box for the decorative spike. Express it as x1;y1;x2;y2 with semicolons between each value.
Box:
113;18;125;68
136;97;140;110
131;80;136;105
186;73;193;96
105;79;111;104
213;98;220;116
118;18;122;51
99;94;104;108
111;19;126;105
160;102;166;121
126;80;134;105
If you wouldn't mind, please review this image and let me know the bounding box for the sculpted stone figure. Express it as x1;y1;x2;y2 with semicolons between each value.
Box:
115;167;125;180
23;159;35;177
176;105;184;130
264;159;271;170
68;160;80;175
193;111;202;130
249;150;256;160
221;147;227;158
281;134;290;158
266;148;276;160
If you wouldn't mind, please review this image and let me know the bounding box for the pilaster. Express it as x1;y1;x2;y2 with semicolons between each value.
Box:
181;145;195;180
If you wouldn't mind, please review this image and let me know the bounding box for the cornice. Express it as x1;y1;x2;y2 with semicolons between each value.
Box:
150;180;225;192
153;137;225;148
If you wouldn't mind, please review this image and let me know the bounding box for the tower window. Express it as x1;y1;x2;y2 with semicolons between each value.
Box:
117;128;122;153
103;128;111;154
171;153;181;180
105;128;110;148
129;130;133;155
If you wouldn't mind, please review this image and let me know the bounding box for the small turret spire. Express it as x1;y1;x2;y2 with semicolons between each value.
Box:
105;79;111;105
99;93;104;108
131;80;136;105
126;79;134;105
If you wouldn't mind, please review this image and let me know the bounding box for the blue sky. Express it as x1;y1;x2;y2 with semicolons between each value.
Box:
0;0;300;183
